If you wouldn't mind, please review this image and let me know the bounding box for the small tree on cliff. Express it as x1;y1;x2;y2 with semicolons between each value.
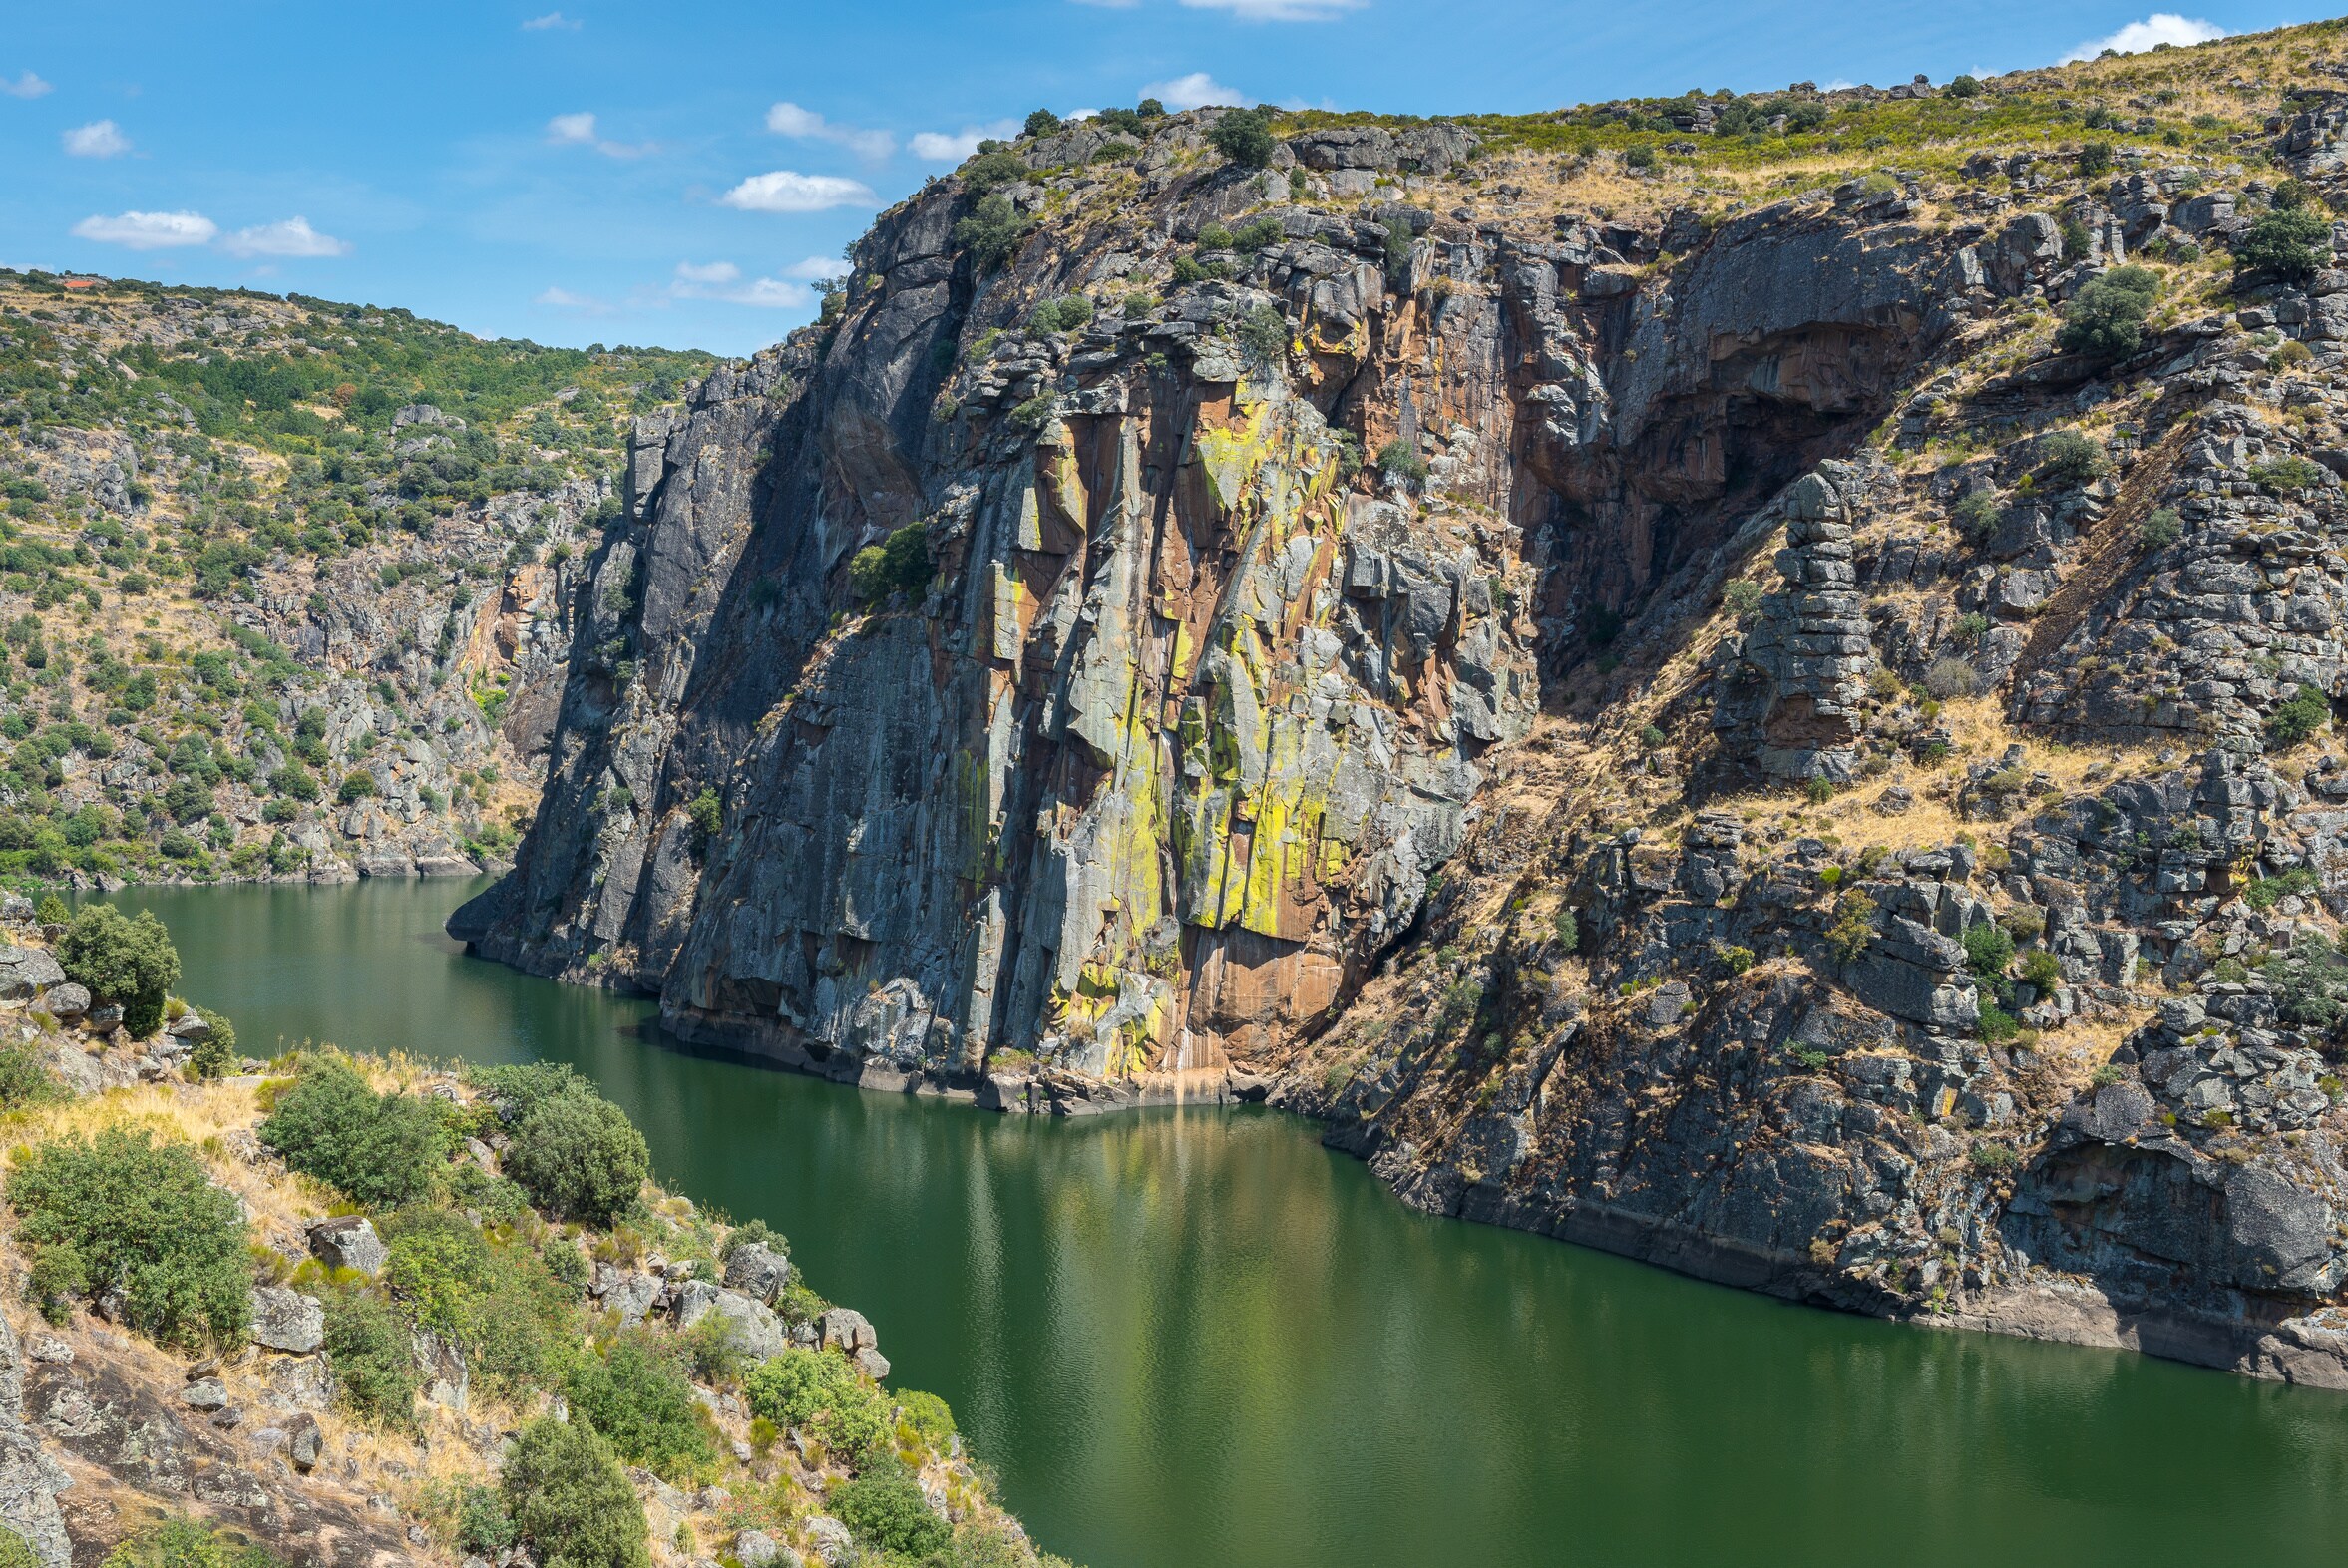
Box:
1209;108;1275;169
58;905;179;1038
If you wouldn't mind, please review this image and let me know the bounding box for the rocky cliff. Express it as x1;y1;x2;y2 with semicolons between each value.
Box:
465;23;2348;1381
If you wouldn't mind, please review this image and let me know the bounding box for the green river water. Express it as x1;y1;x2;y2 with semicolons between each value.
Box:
88;878;2348;1566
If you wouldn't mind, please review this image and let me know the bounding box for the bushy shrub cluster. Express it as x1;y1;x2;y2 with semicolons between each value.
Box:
846;521;933;608
2056;265;2160;360
503;1417;650;1568
744;1347;894;1469
9;1126;248;1347
259;1056;448;1207
564;1329;719;1480
58;904;180;1037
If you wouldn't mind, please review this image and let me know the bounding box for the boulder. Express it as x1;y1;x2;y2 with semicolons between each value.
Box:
0;948;65;1001
264;1355;334;1412
249;1287;325;1355
307;1216;387;1276
182;1377;230;1410
805;1516;855;1568
285;1412;323;1472
816;1306;878;1356
735;1530;779;1567
165;1011;210;1043
722;1241;792;1304
37;985;86;1020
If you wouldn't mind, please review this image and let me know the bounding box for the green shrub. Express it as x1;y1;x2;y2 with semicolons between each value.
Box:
2236;204;2331;281
685;789;721;851
98;1518;286;1568
1026;295;1093;335
0;1039;57;1110
1194;222;1235;250
58;904;180;1038
185;1009;236;1080
565;1330;719;1481
1229;215;1285;251
2245;866;2320;910
2270;936;2348;1035
958;149;1027;196
336;771;377;804
2036;430;2108;488
1723;579;1763;625
2140;507;2181;549
898;1388;957;1447
1007;394;1055;430
1824;889;1877;963
832;1473;953;1560
1237;305;1288;364
1805;776;1834;805
847;521;932;605
1021;108;1060;139
505;1087;650;1227
0;1530;34;1568
1553;907;1579;953
9;1126;248;1350
2056;265;2159;360
2019;951;2063;989
471;1060;584;1123
33;894;66;927
503;1417;650;1568
259;1057;447;1208
1969;1141;2018;1172
1962;921;2015;980
2249;455;2326;494
2267;684;2330;750
1624;143;1659;171
1375;439;1428;483
321;1283;420;1426
1976;1005;2021;1043
383;1207;497;1339
1208;108;1275;169
1952;490;2001;541
1946;74;1982;98
951;194;1030;273
744;1347;894;1468
2076;141;2113;177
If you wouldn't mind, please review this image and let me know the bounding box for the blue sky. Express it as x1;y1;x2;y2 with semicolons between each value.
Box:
0;1;2314;356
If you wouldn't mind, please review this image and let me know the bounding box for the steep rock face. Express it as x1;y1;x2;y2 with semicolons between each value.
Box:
467;72;2348;1384
458;116;1938;1091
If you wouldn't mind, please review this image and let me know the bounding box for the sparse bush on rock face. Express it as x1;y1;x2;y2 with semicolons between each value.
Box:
1924;658;1980;700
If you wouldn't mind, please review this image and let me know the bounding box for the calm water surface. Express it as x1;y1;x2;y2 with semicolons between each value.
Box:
92;880;2348;1566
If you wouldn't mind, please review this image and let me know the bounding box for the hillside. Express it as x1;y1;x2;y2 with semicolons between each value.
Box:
0;273;708;886
452;15;2348;1384
0;902;1057;1568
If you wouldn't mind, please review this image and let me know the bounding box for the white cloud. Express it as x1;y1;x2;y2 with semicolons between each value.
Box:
221;216;349;258
547;111;654;158
0;72;50;99
1142;72;1243;111
1179;0;1362;18
72;209;216;249
909;119;1021;162
63;120;130;158
764;101;894;162
719;170;877;212
2061;12;2227;62
521;11;581;28
784;255;851;280
668;260;809;308
2066;12;2225;63
535;286;613;313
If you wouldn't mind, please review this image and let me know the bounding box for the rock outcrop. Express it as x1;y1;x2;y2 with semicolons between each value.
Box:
465;33;2348;1384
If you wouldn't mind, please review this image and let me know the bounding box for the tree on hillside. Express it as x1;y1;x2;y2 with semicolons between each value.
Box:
58;905;179;1037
